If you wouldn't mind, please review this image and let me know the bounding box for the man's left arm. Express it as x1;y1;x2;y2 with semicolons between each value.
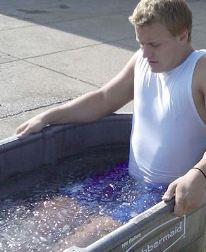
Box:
162;55;206;216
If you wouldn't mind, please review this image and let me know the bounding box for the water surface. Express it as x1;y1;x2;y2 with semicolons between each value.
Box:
0;147;167;251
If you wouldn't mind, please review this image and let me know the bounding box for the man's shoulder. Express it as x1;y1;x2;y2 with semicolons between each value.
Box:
193;53;206;91
194;53;206;78
196;53;206;66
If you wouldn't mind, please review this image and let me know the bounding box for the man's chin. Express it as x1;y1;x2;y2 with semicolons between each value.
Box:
149;64;166;73
150;67;163;73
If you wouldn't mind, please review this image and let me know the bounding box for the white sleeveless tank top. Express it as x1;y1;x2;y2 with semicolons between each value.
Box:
129;49;206;183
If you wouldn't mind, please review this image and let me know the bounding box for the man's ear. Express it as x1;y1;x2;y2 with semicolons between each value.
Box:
178;29;189;44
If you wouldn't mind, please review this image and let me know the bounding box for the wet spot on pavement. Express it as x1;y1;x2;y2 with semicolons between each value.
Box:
59;4;70;9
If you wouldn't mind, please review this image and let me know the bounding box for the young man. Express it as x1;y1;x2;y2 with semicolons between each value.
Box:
16;0;206;217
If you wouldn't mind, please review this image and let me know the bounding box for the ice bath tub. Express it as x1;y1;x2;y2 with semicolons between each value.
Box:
0;114;206;252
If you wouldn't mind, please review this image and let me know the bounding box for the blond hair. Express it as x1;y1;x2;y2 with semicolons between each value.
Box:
129;0;192;42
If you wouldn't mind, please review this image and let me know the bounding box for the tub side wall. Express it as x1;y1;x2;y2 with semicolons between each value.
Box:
0;114;132;183
177;204;206;252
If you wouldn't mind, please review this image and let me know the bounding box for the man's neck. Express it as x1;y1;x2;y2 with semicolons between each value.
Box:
177;45;194;66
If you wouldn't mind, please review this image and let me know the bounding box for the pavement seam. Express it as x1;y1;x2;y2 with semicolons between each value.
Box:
0;36;134;120
24;59;100;88
0;36;135;89
0;98;73;119
22;36;134;88
0;35;135;65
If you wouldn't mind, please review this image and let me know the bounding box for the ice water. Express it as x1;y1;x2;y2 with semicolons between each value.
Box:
0;147;167;251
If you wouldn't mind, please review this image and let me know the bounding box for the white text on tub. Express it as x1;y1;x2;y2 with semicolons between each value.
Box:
141;221;183;252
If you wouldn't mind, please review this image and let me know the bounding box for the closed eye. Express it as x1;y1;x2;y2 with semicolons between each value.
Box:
137;41;161;48
150;43;161;48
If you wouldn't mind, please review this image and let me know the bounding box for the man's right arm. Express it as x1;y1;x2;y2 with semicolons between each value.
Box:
16;51;139;137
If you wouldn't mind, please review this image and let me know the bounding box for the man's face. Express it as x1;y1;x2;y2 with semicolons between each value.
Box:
135;22;186;73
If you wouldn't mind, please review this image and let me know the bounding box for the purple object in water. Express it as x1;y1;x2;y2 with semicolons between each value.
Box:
63;161;168;223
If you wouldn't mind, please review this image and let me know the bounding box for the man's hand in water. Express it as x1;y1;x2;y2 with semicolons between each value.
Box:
15;116;45;138
162;169;206;216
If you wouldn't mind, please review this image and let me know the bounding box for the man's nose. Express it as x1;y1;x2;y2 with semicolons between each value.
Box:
142;45;152;59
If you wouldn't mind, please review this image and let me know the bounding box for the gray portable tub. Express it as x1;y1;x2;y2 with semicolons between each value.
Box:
0;114;206;252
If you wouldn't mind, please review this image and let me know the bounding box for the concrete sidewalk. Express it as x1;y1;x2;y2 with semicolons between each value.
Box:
0;0;206;139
